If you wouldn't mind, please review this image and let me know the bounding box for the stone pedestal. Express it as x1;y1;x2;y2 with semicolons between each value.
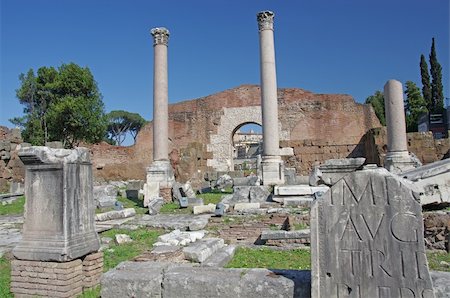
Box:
261;156;285;185
13;147;99;262
384;80;417;174
144;160;174;205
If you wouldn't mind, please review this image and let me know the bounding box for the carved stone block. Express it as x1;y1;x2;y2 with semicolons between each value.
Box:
13;146;99;262
311;168;435;298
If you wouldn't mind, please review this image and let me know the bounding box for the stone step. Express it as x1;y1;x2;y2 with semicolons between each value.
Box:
201;245;237;267
182;238;225;263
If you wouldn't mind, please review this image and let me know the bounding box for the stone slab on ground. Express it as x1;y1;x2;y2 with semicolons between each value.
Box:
234;202;260;212
311;168;435;298
430;271;450;298
95;208;136;222
95;217;135;233
154;229;205;246
163;265;311;298
183;238;225;263
135;214;211;231
0;215;23;257
201;244;237;267
193;203;216;215
283;197;313;207
274;185;329;196
101;261;168;298
261;229;310;240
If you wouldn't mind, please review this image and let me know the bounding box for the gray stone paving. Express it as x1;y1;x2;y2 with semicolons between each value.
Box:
0;215;23;257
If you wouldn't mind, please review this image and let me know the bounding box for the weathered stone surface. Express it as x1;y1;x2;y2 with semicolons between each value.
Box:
148;197;164;215
261;229;310;240
95;208;136;222
183;238;224;263
283;197;313;207
137;214;210;231
101;261;166;298
215;174;233;189
311;168;434;298
275;185;329;196
115;234;132;245
430;271;450;298
202;245;236;267
163;266;309;298
232;186;250;202
234;202;260;212
13;146;99;262
403;159;450;206
94;185;117;208
154;229;205;247
249;185;271;202
311;157;366;186
193;203;216;215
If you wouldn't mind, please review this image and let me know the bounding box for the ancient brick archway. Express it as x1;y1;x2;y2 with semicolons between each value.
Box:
207;106;262;172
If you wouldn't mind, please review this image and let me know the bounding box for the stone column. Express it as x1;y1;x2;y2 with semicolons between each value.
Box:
144;27;174;205
151;27;170;162
384;80;418;173
257;10;284;185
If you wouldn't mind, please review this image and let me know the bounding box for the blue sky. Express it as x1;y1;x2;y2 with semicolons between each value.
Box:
1;0;449;131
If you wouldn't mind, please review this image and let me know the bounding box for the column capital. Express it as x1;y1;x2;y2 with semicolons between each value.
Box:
150;27;170;46
257;10;274;32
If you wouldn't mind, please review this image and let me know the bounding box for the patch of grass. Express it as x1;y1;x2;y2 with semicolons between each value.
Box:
159;202;192;214
0;196;25;216
117;196;148;214
292;222;309;230
78;286;101;298
197;192;223;205
427;251;450;272
226;247;311;270
101;228;161;271
0;255;13;298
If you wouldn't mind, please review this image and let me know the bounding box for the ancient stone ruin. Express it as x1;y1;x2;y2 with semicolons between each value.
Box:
311;168;435;297
10;147;103;297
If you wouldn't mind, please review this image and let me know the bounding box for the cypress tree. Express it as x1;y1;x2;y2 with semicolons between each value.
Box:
420;54;432;111
429;38;444;112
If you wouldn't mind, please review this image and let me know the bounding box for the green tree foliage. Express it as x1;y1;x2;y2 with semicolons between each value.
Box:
404;81;428;132
429;38;444;113
106;110;146;145
11;63;107;147
365;91;385;126
420;54;432;111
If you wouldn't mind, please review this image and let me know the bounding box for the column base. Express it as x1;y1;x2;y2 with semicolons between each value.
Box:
384;151;420;175
144;160;175;205
261;155;285;186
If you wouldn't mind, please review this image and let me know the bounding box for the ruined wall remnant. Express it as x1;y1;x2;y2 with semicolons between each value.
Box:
0;126;25;192
7;85;448;186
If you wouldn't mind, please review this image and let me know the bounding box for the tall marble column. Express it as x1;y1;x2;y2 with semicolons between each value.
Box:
144;27;174;205
257;10;284;185
384;79;418;173
151;27;170;162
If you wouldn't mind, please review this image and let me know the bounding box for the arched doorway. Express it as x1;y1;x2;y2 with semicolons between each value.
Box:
231;122;262;173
